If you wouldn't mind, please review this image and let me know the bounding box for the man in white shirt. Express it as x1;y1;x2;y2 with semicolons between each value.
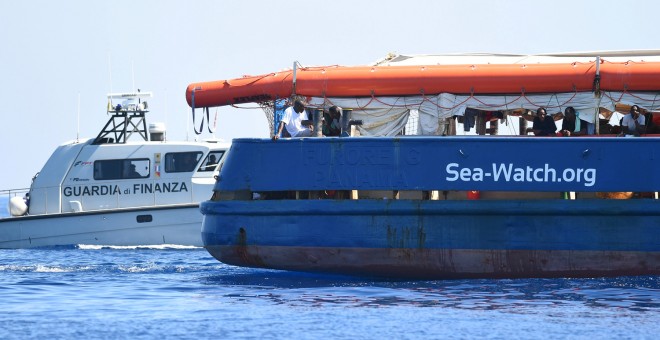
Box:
273;100;313;139
621;105;645;137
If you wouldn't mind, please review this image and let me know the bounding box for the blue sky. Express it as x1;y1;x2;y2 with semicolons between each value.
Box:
1;0;658;189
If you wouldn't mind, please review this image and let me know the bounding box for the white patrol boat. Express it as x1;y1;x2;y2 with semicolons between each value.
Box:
0;91;229;248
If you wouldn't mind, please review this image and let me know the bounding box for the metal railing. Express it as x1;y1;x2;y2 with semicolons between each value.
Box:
0;188;30;199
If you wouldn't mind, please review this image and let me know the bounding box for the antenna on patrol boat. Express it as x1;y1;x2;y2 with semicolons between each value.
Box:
131;60;135;92
186;96;190;141
164;89;170;140
76;93;81;143
108;53;113;93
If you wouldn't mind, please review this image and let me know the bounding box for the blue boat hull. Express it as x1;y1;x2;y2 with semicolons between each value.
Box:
201;199;660;279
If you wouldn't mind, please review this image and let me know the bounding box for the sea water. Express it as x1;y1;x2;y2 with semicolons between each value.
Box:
0;198;658;339
0;246;658;340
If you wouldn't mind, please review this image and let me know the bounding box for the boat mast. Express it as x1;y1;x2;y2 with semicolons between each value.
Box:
93;91;153;144
292;60;299;98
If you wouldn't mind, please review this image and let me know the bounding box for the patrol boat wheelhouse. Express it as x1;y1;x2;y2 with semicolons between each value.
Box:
0;91;228;248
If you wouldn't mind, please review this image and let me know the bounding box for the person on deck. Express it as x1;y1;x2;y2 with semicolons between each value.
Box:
322;106;342;137
126;164;141;178
560;106;589;136
621;105;646;137
532;107;557;136
201;154;217;171
178;153;198;172
273;100;313;140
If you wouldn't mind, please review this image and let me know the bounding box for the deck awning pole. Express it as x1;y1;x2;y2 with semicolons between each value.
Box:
292;60;298;98
594;56;601;135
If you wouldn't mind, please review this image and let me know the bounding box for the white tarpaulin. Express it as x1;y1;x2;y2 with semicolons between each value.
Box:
308;91;660;136
308;97;410;136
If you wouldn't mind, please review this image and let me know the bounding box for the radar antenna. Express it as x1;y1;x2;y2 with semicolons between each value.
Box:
93;90;153;144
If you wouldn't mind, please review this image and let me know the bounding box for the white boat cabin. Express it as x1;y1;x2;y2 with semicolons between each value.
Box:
17;91;230;216
26;139;228;215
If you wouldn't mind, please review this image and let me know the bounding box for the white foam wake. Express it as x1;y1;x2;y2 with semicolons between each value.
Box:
76;244;201;250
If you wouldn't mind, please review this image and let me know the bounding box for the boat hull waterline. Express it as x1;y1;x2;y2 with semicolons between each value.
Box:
0;204;202;249
201;137;660;279
201;199;660;279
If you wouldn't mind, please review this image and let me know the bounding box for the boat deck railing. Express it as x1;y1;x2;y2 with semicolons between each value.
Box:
215;189;660;202
1;188;29;200
211;131;660;203
1;188;29;218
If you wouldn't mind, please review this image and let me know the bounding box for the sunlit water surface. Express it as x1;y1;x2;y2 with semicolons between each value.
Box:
0;246;658;339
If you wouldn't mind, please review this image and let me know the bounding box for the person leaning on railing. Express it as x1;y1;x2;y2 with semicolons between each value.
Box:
532;107;557;136
560;106;589;137
621;105;645;137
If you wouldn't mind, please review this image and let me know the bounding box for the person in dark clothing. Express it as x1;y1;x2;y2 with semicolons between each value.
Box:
560;106;589;136
126;164;141;178
532;107;557;136
322;106;342;136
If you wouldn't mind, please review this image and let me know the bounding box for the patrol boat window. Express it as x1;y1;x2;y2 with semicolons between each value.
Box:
94;159;151;180
199;151;226;172
165;152;203;173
